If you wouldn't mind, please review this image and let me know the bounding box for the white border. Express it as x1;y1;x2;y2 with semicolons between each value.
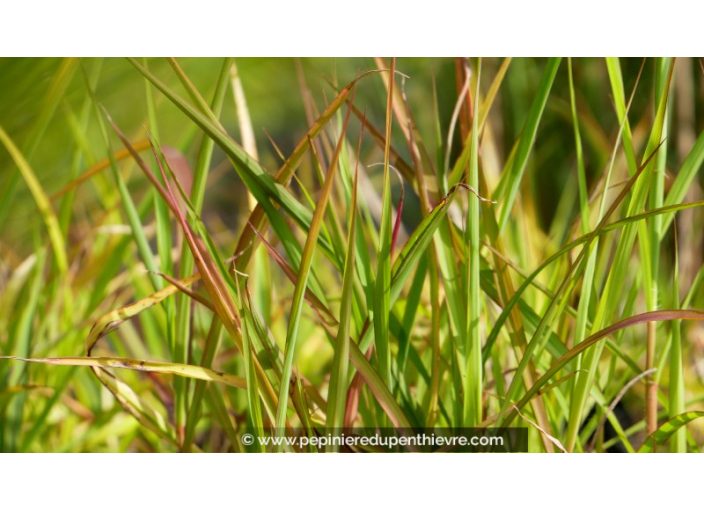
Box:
1;1;699;56
1;454;701;508
1;4;700;509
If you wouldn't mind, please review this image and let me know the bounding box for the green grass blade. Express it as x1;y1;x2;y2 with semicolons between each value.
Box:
374;58;396;391
141;57;182;439
447;57;512;187
0;127;68;275
662;127;704;232
0;355;247;389
497;58;561;232
238;285;265;452
0;58;80;228
638;411;704;453
669;230;686;451
325;127;360;443
464;58;482;427
502;309;704;427
498;138;665;425
566;61;674;450
273;91;354;448
175;57;232;447
82;71;163;293
182;318;224;452
253;222;413;430
1;248;46;451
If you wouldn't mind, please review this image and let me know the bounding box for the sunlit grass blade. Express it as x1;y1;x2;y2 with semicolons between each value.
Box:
566;60;674;450
84;273;200;354
638;411;704;453
374;57;396;392
669;229;686;452
605;57;638;174
0;356;247;389
174;57;232;446
126;57;371;274
237;286;265;452
498;139;665;425
252;223;413;430
497;58;561;232
273;89;354;449
141;57;181;439
110;126;291;434
0;127;68;274
644;58;673;435
447;57;512;187
565;58;644;449
325;123;361;446
483;199;704;363
464;58;482;427
95;369;178;447
401;87;442;426
1;248;46;451
502;309;704;426
231;59;272;325
662;129;704;231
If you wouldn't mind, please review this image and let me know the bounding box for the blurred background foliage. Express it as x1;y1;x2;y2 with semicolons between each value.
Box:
3;58;702;251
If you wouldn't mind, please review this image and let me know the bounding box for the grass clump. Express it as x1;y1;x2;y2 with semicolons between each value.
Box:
1;57;703;452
